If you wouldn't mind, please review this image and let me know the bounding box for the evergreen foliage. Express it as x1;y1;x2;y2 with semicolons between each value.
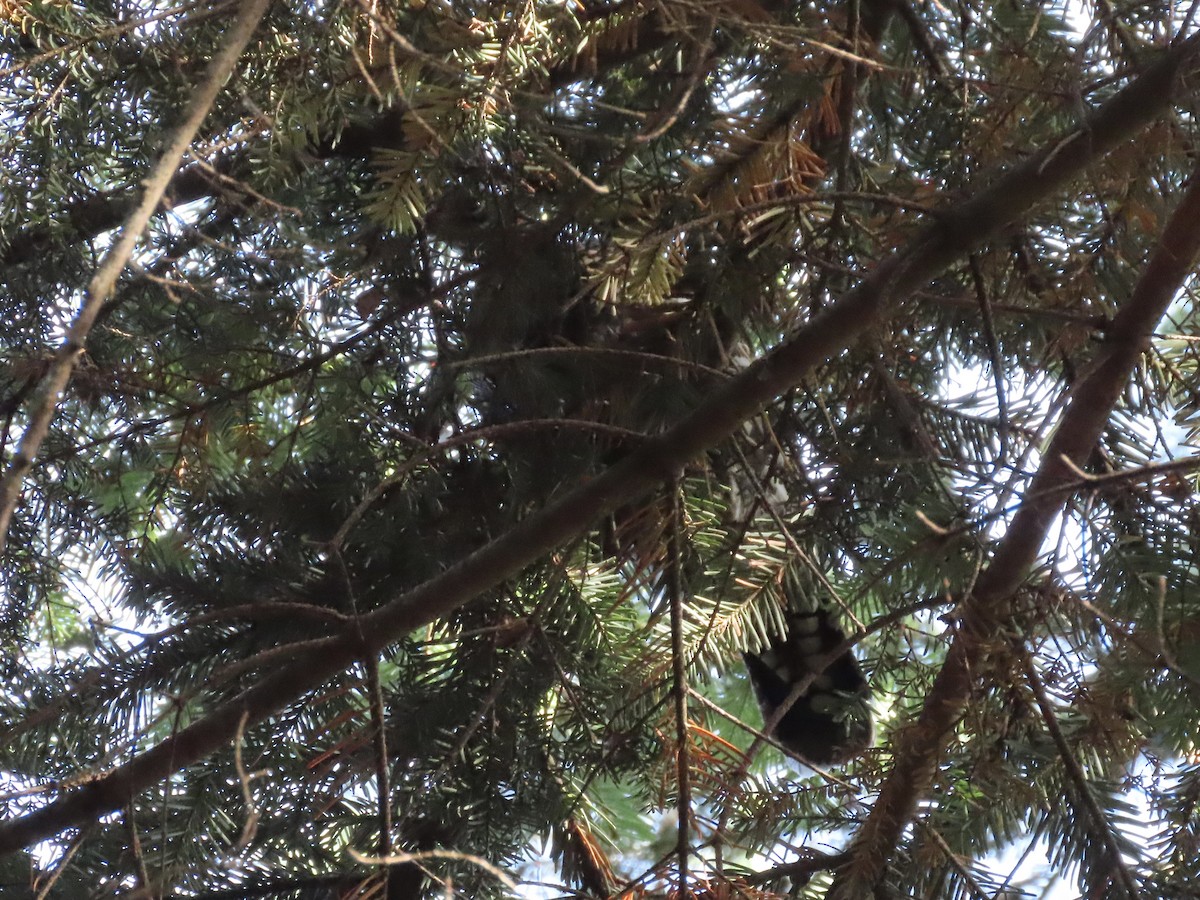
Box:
2;0;1200;897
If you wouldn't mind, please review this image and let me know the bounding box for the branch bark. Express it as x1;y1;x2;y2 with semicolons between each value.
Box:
2;31;1199;859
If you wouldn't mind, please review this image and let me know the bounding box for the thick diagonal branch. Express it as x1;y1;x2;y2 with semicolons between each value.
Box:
2;33;1199;858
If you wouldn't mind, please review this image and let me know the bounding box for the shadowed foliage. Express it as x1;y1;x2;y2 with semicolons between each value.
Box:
2;1;1200;898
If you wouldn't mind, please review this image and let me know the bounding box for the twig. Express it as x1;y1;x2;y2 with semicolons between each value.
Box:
445;345;728;379
918;820;994;900
124;804;151;892
743;850;847;886
425;588;552;783
667;480;691;896
328;548;393;862
534;138;612;194
188;155;303;216
1153;575;1199;689
348;847;518;890
32;827;88;900
0;602;349;750
634;24;715;144
366;658;393;860
969;253;1010;470
686;689;856;792
349;0;466;79
233;711;261;848
1018;644;1141;899
725;436;858;625
51;302;423;463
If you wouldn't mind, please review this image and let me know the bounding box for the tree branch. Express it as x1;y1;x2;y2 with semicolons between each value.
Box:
828;97;1200;898
1019;644;1140;899
2;30;1199;859
668;481;692;894
0;0;275;560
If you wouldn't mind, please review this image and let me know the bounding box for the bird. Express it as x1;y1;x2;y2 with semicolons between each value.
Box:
743;608;873;765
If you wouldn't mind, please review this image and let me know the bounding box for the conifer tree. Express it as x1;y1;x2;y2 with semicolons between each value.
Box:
2;1;1199;897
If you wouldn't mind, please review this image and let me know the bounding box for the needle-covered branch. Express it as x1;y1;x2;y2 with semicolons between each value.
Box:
828;97;1200;900
0;0;275;559
2;28;1199;863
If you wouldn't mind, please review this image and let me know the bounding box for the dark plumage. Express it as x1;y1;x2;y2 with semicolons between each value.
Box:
743;609;872;765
